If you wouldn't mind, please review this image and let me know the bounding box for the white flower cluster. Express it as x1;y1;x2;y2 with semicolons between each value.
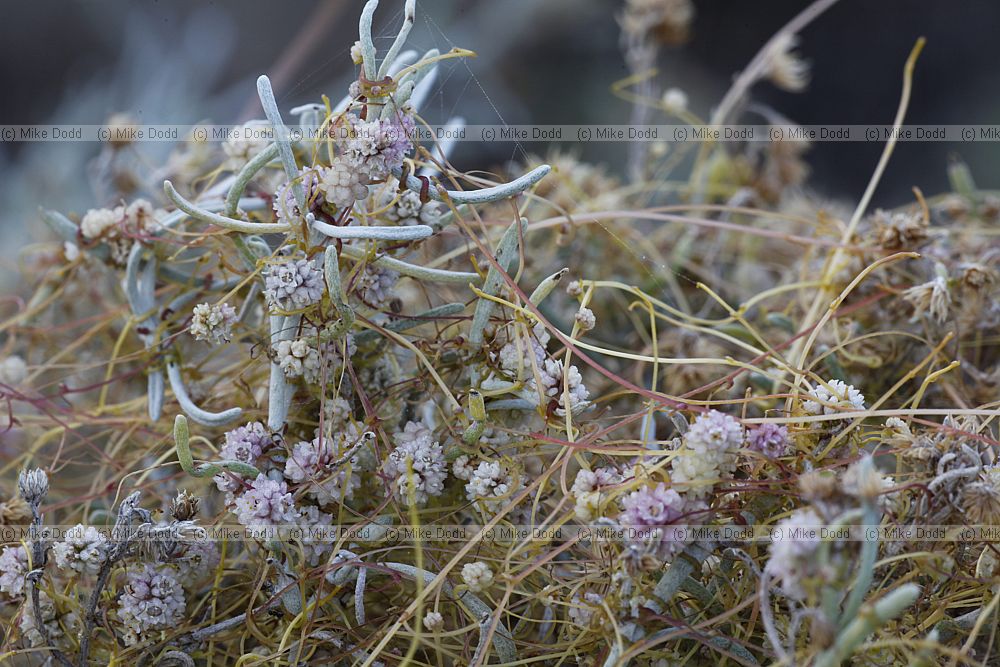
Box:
461;561;494;592
452;455;476;481
263;257;325;312
284;425;366;505
275;338;321;381
340;113;414;181
80;199;160;265
422;610;445;632
319;156;370;210
382;189;443;226
765;508;824;600
275;328;354;386
803;379;866;416
273;167;324;223
79;201;134;240
383;421;448;506
568;591;604;628
222;120;272;169
298;505;335;565
19;591;77;648
524;358;591;416
232;474;300;528
52;524;109;575
220;421;270;463
574;307;596;331
670;410;744;498
350;41;364;64
496;323;590;415
496;323;549;373
462;459;524;512
117;563;186;646
620;482;704;561
571;466;623;520
0;545;27;596
352;264;399;308
214;421;272;492
189;302;237;344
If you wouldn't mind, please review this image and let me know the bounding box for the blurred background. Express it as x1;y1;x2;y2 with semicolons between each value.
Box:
2;0;999;279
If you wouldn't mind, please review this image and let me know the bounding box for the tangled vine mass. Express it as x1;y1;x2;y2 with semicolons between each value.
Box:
2;0;1000;665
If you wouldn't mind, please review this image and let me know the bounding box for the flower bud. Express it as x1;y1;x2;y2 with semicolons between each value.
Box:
18;468;49;506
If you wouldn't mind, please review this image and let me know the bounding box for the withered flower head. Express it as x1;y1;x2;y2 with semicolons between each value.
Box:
169;489;201;522
959;263;998;291
963;470;1000;525
0;494;30;526
872;209;928;251
621;0;695;46
797;469;838;501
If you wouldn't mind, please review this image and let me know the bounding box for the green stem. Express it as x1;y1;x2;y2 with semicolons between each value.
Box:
173;415;260;479
469;217;527;349
840;500;882;630
814;584;921;667
164;181;289;234
340;243;480;284
225;143;281;217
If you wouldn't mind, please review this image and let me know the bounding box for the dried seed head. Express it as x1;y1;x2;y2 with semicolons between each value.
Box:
622;0;695;46
842;457;886;501
979;195;1000;221
766;34;810;93
883;417;914;446
872;209;927;250
902;274;951;324
17;468;48;506
797;469;837;501
169;489;201;522
976;547;1000;578
963;469;1000;525
936;195;970;220
0;494;30;525
959;263;998;291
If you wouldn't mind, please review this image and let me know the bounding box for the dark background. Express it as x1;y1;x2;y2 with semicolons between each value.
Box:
2;0;998;264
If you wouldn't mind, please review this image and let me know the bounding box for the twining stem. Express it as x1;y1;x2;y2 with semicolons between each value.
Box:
173;415;261;479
